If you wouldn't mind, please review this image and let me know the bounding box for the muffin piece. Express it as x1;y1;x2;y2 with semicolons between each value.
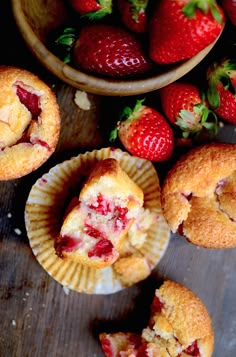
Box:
99;280;214;357
0;66;60;180
56;158;144;268
142;280;214;357
99;332;142;357
161;143;236;248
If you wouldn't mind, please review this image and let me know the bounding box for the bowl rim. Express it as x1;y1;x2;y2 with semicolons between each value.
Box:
11;0;224;96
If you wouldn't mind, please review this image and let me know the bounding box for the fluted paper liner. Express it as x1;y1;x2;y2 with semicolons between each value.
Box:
25;148;170;294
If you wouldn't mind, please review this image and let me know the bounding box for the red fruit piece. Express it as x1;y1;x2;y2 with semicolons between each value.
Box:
222;0;236;25
88;194;112;215
99;332;142;357
68;0;112;19
184;341;200;356
55;235;83;257
137;343;149;357
84;223;108;239
88;238;114;258
73;24;152;78
110;99;174;162
149;0;225;65
113;206;129;231
14;81;41;119
118;0;149;33
150;295;164;314
207;58;236;124
159;82;218;138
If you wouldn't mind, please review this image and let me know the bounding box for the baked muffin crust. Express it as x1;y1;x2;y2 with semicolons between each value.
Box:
161;143;236;248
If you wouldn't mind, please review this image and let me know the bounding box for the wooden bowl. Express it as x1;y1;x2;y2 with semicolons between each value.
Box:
11;0;223;97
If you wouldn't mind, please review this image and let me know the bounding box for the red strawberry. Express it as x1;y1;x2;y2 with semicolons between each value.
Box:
110;99;174;162
207;58;236;124
222;0;236;25
68;0;112;19
73;24;152;78
149;0;225;65
118;0;149;33
159;82;218;138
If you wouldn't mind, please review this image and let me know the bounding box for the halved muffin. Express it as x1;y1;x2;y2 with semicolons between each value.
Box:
0;66;60;180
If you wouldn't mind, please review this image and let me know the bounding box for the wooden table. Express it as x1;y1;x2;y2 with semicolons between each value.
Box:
1;2;236;356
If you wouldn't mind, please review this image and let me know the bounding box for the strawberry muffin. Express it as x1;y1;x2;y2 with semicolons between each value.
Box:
0;66;60;180
25;148;170;294
56;158;144;268
161;143;236;248
99;280;214;357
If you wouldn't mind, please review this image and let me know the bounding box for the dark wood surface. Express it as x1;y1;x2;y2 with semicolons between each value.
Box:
1;1;236;356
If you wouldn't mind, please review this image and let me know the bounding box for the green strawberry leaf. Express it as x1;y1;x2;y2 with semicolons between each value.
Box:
183;1;207;18
183;0;223;23
54;27;77;64
84;0;112;19
209;3;223;23
176;96;219;139
129;0;149;23
207;79;221;109
120;106;133;121
109;126;118;142
120;98;145;121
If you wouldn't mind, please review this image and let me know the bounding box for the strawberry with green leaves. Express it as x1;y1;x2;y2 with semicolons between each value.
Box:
73;24;152;78
149;0;225;65
68;0;112;19
118;0;149;33
159;82;218;138
222;0;236;25
207;58;236;124
110;99;174;162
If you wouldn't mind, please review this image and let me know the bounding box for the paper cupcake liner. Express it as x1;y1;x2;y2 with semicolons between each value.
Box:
25;148;170;294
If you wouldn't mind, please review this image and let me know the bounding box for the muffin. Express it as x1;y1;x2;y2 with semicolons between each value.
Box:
99;280;214;356
0;66;60;180
161;143;236;248
56;158;144;268
25;148;170;294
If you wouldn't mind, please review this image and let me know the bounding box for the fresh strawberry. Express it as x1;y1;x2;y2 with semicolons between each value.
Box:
68;0;112;19
149;0;225;65
118;0;149;33
159;82;218;138
73;24;152;78
222;0;236;25
207;58;236;124
110;99;174;162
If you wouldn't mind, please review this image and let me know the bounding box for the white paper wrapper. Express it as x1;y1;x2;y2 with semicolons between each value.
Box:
25;148;170;294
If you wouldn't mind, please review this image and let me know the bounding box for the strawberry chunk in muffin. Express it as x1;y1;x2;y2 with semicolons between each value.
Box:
56;158;144;268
